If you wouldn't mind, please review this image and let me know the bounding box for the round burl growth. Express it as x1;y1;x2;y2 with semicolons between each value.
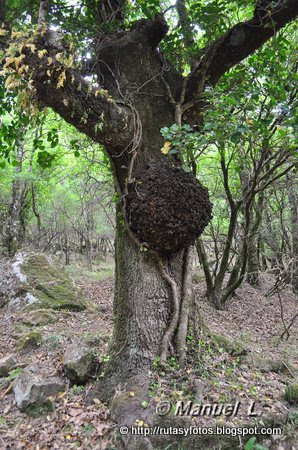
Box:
126;165;212;254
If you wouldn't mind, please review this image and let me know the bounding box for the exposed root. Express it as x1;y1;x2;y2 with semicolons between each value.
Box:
156;254;180;362
177;246;194;366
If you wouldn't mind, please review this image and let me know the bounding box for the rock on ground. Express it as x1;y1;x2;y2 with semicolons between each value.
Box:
13;365;66;414
63;342;97;384
0;252;95;311
0;354;17;377
20;309;57;326
18;331;43;354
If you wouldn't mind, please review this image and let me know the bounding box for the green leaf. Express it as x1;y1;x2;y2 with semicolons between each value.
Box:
182;164;191;173
244;437;256;450
230;132;242;143
37;151;55;169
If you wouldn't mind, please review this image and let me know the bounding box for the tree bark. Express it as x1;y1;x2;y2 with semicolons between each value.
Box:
287;173;298;294
246;192;265;286
96;208;185;397
5;140;25;256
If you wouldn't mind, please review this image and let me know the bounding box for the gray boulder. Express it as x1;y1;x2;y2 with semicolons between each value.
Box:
63;342;97;384
0;354;17;377
13;365;66;415
0;252;95;311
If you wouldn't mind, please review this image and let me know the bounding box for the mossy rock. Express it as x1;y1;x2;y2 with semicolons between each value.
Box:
22;254;94;311
21;309;57;326
83;332;110;347
284;381;298;405
211;333;247;357
13;365;66;414
2;252;96;312
63;342;97;384
18;331;43;353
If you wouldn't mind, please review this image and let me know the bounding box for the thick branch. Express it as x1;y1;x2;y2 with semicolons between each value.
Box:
6;30;133;154
187;0;298;98
34;69;132;153
132;14;169;48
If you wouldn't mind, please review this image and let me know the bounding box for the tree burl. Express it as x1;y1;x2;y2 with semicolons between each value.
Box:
126;164;212;254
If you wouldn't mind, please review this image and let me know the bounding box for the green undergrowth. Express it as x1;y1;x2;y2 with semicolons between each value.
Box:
65;258;114;283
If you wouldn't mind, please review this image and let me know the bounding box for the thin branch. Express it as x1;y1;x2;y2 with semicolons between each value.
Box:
176;0;198;70
97;0;127;25
38;0;50;25
254;163;296;195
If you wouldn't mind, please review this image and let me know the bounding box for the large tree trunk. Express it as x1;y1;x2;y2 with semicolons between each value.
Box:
95;210;186;399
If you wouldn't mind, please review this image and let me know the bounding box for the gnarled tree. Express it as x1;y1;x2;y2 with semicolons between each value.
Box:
1;0;297;398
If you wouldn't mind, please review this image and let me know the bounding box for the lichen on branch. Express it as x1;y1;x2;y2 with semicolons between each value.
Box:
0;25;134;153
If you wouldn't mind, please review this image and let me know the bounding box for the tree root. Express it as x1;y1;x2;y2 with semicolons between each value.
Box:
177;246;194;366
156;247;194;364
156;255;180;362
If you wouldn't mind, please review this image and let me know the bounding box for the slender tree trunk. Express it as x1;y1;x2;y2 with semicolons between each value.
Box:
85;211;93;270
31;182;42;243
5;140;24;256
287;173;298;294
63;232;70;265
247;192;264;286
177;246;194;366
86;237;92;270
197;205;241;309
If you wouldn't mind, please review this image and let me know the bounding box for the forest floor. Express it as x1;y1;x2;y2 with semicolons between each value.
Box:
0;258;297;449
